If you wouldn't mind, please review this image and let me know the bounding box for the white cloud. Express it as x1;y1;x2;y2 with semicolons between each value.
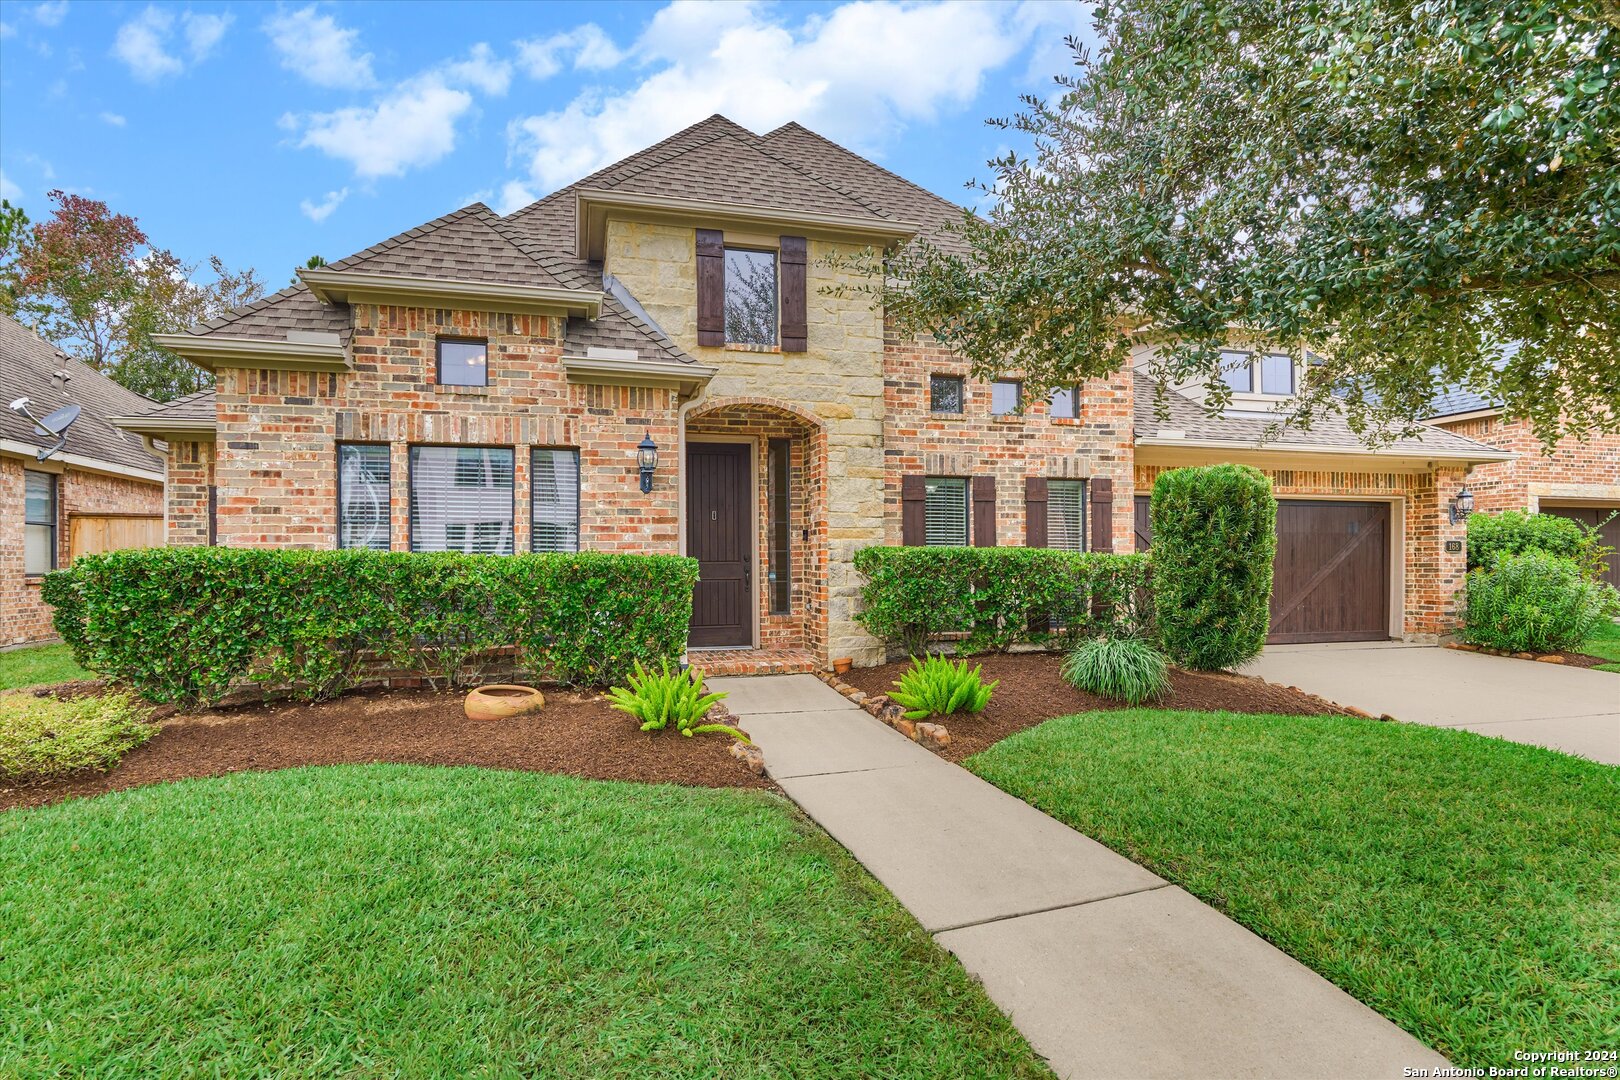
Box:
507;0;1035;191
299;187;349;222
263;6;375;90
282;74;474;179
516;23;625;79
112;7;231;81
32;1;69;27
0;170;21;202
492;179;536;214
99;111;127;126
437;42;511;96
0;22;16;39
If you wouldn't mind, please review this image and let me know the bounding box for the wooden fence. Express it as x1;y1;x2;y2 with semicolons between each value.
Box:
68;513;164;561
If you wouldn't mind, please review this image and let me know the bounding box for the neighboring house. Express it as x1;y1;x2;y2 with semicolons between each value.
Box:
1;314;165;645
112;115;1509;670
1425;385;1620;586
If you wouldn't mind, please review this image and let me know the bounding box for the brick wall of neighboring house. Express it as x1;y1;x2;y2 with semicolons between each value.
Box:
166;439;215;545
883;331;1138;552
1135;463;1469;639
2;455;163;646
1432;415;1620;512
208;306;683;555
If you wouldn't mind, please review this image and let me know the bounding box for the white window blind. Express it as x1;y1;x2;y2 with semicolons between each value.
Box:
1220;350;1253;393
1047;479;1086;551
991;380;1022;415
531;448;580;552
24;469;56;574
1049;386;1078;418
410;446;514;554
924;477;969;546
338;444;391;550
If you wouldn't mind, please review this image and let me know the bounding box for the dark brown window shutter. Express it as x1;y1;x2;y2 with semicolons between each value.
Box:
696;228;724;347
1024;477;1048;547
973;475;998;547
1089;477;1114;552
901;475;926;545
779;235;807;352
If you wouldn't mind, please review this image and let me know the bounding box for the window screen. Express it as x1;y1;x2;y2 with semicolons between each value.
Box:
929;375;963;413
724;248;777;346
1260;353;1294;395
437;339;488;386
924;477;969;546
410;446;513;554
530;448;580;552
338;444;391;550
24;470;56;574
1047;479;1086;551
1049;386;1078;418
1220;350;1253;393
768;438;791;614
991;380;1022;415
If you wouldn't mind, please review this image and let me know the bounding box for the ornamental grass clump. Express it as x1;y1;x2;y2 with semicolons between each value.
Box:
607;660;748;741
0;691;155;784
1061;636;1171;705
888;655;998;720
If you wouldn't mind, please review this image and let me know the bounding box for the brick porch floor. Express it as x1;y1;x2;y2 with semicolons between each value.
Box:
687;648;821;677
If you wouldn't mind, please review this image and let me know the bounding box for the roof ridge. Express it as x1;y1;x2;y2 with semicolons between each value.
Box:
764;120;968;218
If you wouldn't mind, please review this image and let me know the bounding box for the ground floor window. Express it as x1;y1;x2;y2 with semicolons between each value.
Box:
530;448;580;552
924;476;970;546
1047;479;1086;551
767;438;791;613
338;444;391;550
23;469;56;574
410;446;514;554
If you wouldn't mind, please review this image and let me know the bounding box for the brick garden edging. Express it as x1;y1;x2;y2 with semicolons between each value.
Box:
816;671;953;753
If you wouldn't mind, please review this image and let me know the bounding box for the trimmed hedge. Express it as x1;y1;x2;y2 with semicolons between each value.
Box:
1460;550;1607;654
1149;464;1276;671
43;548;699;705
852;546;1151;656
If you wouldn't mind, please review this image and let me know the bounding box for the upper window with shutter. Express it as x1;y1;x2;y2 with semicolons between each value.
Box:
723;248;777;346
924;477;970;546
1047;479;1087;551
531;448;580;553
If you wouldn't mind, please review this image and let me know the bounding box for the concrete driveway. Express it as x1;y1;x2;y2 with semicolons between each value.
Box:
1243;642;1619;766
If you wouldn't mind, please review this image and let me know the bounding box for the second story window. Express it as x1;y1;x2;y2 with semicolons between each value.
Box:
1220;350;1253;394
1259;353;1294;395
930;375;964;414
437;338;488;387
1049;386;1079;419
724;248;777;346
991;380;1022;416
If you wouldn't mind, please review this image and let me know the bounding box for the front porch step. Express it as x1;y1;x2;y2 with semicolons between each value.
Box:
687;648;820;678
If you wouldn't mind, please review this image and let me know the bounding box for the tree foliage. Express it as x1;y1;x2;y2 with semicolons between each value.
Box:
870;0;1620;446
2;190;263;401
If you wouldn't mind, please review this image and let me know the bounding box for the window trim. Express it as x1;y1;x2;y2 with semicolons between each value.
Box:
23;468;57;576
435;336;490;388
407;444;516;555
722;245;780;347
990;379;1023;416
923;475;971;547
337;442;393;551
929;374;965;415
529;446;582;553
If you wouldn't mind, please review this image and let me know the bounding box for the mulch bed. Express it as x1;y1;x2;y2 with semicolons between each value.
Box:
841;652;1351;761
2;687;770;812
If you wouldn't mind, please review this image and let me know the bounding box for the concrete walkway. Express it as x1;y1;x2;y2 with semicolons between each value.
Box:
1244;642;1619;765
712;673;1448;1079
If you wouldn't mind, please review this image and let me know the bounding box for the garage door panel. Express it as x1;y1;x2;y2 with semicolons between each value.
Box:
1540;505;1620;588
1268;501;1390;644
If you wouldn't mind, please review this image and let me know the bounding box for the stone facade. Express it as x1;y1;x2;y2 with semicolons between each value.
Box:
2;454;163;645
1430;414;1620;513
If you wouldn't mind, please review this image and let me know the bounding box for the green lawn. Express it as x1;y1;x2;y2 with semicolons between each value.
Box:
1582;619;1620;672
967;711;1620;1068
0;765;1048;1079
0;643;90;690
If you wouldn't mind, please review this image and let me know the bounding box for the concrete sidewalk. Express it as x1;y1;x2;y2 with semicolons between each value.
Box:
713;673;1448;1080
1244;642;1620;765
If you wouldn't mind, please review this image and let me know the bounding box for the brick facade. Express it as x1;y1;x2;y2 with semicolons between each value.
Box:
1431;414;1620;513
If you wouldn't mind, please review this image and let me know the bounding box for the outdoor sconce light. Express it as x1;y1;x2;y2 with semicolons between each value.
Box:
637;431;659;494
1449;485;1474;525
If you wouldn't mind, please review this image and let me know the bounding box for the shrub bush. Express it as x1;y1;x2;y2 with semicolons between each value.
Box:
0;691;155;784
606;660;745;741
1150;464;1277;671
43;548;699;705
1467;509;1617;587
1460;551;1607;654
1060;637;1170;705
853;547;1151;656
888;655;998;720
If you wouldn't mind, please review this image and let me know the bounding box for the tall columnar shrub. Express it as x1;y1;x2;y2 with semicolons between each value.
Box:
1460;551;1606;654
1150;465;1277;671
42;548;699;705
852;547;1151;656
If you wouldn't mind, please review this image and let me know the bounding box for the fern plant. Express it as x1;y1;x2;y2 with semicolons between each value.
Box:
888;655;998;720
607;660;748;741
1061;636;1170;705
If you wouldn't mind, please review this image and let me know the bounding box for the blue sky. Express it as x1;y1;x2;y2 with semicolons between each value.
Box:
0;0;1091;286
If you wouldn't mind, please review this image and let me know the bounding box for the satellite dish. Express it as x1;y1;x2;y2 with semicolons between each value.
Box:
8;397;82;461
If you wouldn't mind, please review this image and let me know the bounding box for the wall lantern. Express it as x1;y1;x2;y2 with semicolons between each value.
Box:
1449;485;1474;525
637;431;659;494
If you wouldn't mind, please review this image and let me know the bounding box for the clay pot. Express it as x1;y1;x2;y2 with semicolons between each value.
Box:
833;657;854;675
464;684;544;722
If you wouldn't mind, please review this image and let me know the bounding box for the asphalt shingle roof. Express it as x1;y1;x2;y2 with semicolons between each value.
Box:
0;314;164;475
323;203;566;289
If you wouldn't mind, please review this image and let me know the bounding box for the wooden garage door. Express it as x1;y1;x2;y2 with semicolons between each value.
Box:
1540;505;1620;588
1269;501;1390;644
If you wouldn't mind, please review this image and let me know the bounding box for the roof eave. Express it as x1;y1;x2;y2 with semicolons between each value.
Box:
299;268;601;318
151;333;350;374
574;188;919;260
0;438;165;482
108;414;217;439
1134;435;1515;469
1424;406;1504;424
560;353;717;396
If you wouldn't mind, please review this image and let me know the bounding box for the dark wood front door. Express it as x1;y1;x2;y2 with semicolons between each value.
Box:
1540;505;1620;588
687;442;752;648
1269;500;1390;644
